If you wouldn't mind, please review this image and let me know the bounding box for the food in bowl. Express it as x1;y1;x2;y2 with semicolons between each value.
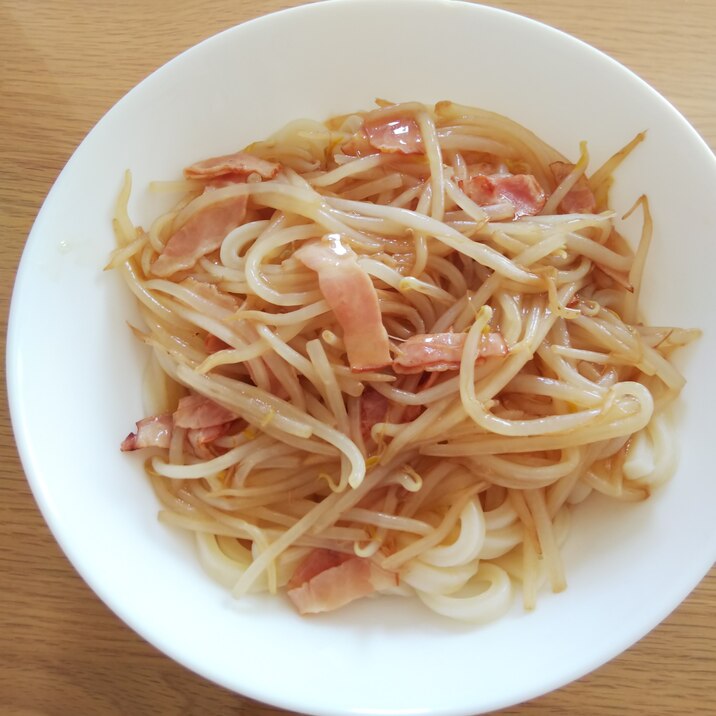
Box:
112;99;698;622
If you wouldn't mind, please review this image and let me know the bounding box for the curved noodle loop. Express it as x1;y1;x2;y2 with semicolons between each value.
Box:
113;100;698;622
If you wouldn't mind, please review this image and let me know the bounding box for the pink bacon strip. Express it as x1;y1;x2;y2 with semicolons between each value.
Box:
393;331;508;374
363;109;424;155
184;151;281;181
550;161;597;214
462;173;546;219
287;549;398;615
295;235;391;372
151;194;248;277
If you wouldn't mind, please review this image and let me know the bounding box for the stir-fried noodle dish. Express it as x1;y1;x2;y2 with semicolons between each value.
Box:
113;100;698;623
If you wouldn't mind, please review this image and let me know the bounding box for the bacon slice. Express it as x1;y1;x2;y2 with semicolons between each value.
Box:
173;394;238;429
186;422;236;451
152;194;248;277
120;414;172;452
393;331;508;374
462;174;546;218
360;388;389;442
550;161;597;214
287;549;351;590
121;395;238;453
341;130;376;157
287;549;398;615
295;236;391;372
205;174;248;189
363;110;423;155
184;151;281;181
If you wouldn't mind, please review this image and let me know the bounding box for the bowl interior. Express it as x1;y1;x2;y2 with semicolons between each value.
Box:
7;1;716;715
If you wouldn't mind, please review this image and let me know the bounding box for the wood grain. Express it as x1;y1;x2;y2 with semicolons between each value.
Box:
1;1;713;714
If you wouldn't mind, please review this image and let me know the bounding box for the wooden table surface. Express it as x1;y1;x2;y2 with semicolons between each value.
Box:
1;1;714;714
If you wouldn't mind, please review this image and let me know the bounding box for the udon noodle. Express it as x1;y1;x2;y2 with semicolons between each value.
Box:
112;100;698;622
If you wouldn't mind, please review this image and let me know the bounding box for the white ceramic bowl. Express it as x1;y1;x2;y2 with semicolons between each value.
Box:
7;1;716;714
